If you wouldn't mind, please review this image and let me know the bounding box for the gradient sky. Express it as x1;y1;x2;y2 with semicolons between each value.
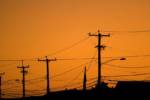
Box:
1;0;150;98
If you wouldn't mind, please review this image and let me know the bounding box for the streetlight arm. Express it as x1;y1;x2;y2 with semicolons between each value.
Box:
102;58;126;64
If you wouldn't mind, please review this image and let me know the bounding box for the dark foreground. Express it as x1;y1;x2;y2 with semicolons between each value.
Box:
2;88;150;100
2;81;150;99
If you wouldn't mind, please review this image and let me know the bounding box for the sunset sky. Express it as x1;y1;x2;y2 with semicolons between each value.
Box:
1;0;150;98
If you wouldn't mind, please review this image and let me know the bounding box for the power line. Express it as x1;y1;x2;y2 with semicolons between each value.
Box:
52;59;97;91
105;63;150;68
106;79;150;82
0;57;96;62
2;85;21;91
86;50;97;72
0;62;17;68
25;61;94;85
26;76;64;84
72;80;96;90
46;36;90;57
2;79;21;84
0;37;90;62
0;60;22;62
26;79;45;85
62;70;83;88
103;54;150;59
26;76;46;82
26;89;45;92
56;57;97;61
24;36;91;61
100;29;150;33
50;55;97;91
52;70;83;91
56;77;97;90
50;62;90;79
1;54;150;62
103;73;150;77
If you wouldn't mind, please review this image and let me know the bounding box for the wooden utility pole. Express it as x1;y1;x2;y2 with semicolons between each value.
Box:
38;56;56;95
0;72;5;99
17;60;29;98
89;30;110;88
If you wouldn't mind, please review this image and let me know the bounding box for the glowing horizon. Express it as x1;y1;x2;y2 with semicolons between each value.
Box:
1;0;150;98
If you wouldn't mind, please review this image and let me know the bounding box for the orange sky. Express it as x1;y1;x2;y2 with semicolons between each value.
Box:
1;0;150;98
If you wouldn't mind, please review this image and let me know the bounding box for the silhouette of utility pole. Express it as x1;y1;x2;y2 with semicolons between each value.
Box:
0;72;5;99
89;30;110;88
17;60;29;98
38;56;56;95
83;66;87;94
